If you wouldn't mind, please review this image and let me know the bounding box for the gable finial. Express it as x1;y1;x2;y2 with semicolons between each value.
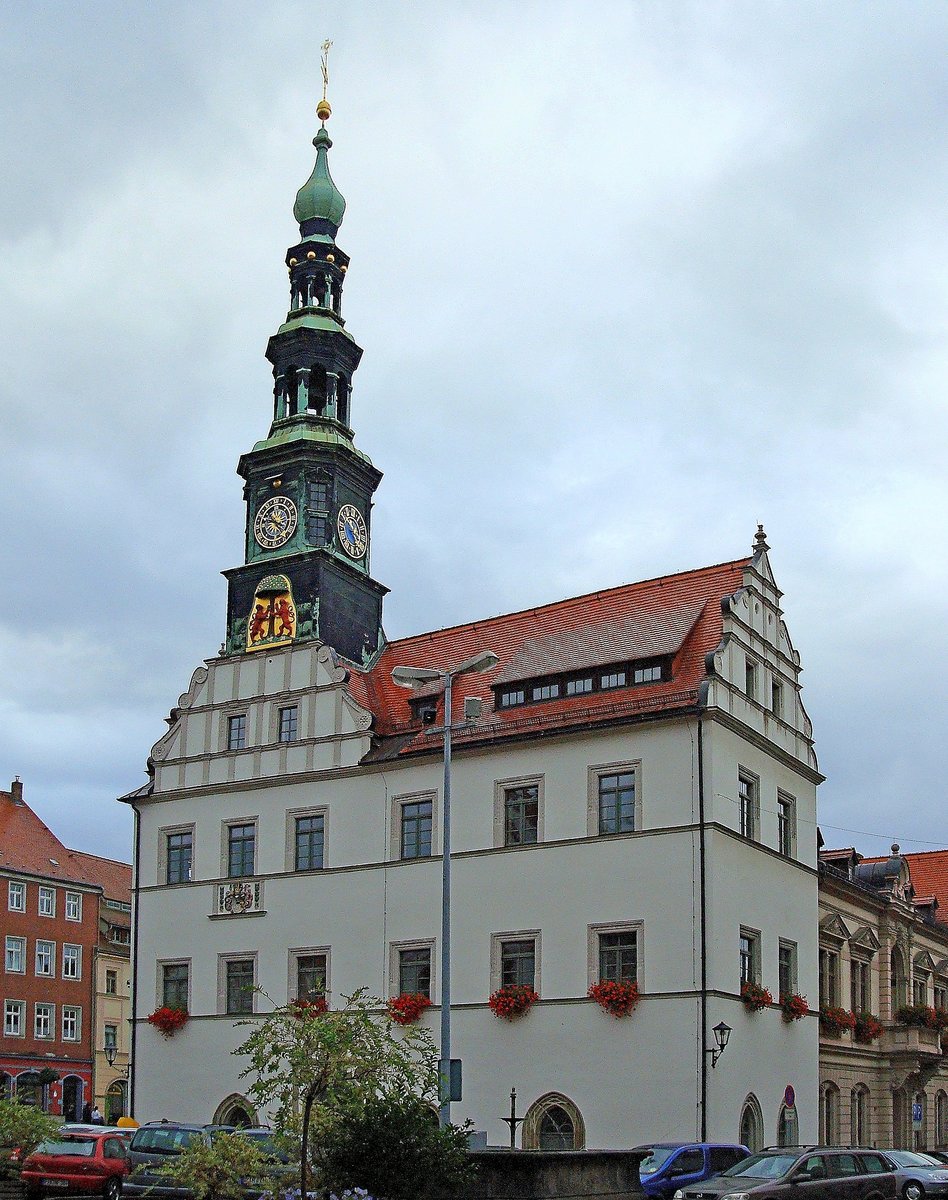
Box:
316;39;333;123
753;523;769;553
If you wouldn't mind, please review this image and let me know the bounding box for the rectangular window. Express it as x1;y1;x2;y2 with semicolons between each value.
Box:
779;940;797;998
228;714;247;751
598;771;636;835
915;976;929;1006
62;944;81;980
500;939;536;989
296;953;327;1002
166;830;193;885
738;772;758;840
398;947;432;998
601;671;627;689
34;1003;53;1040
162;962;189;1010
7;881;25;912
4;1000;25;1037
934;983;948;1012
295;814;325;871
65;892;82;921
777;792;796;857
278;705;299;743
62;1006;80;1041
531;683;559;702
225;958;255;1015
498;689;525;708
35;940;54;977
504;785;539;846
109;926;130;946
227;823;256;878
308;478;331;509
5;936;25;974
38;887;55;917
598;930;638;984
772;677;784;718
104;1024;117;1050
566;677;593;695
819;947;840;1007
105;969;118;996
740;929;761;986
745;658;757;700
400;799;433;859
633;664;662;684
852;960;871;1012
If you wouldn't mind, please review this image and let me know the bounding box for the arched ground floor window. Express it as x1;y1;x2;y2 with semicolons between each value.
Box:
777;1104;798;1147
935;1091;948;1147
851;1085;870;1146
522;1093;586;1151
213;1094;256;1128
739;1095;764;1152
820;1082;840;1146
106;1081;127;1124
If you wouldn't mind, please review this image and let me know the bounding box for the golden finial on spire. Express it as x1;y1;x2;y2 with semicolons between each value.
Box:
316;39;333;123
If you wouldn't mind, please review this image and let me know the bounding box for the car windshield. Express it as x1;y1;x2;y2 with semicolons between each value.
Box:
131;1128;203;1154
720;1154;799;1179
36;1139;97;1157
888;1152;942;1168
640;1148;682;1175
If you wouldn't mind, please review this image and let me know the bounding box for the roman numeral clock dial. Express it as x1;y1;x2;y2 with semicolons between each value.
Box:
336;503;368;559
254;495;298;550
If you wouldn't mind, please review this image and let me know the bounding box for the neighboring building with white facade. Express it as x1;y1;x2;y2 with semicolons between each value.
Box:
125;109;822;1149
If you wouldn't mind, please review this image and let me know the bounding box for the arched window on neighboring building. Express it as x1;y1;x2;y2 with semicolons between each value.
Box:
936;1091;948;1147
893;1088;908;1149
213;1094;255;1129
777;1104;798;1148
739;1095;764;1152
522;1093;586;1151
820;1083;840;1146
891;947;908;1016
851;1085;870;1146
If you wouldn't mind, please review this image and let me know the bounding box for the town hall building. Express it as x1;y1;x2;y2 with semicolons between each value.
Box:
125;100;822;1149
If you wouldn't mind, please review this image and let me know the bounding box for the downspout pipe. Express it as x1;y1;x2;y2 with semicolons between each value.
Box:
128;797;142;1119
698;712;709;1141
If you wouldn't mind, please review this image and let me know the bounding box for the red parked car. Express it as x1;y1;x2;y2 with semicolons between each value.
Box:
22;1131;131;1200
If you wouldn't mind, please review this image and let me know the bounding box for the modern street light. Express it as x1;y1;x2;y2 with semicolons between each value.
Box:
391;649;499;1126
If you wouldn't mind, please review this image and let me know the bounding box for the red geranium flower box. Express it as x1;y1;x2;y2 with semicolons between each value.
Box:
588;979;640;1019
290;996;328;1019
852;1011;884;1044
387;993;432;1026
781;993;809;1022
488;984;539;1020
740;982;773;1013
147;1006;189;1038
819;1006;856;1037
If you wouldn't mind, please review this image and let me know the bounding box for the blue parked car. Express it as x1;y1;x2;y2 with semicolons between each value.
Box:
636;1143;751;1198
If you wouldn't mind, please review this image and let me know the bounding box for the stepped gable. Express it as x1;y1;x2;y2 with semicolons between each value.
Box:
354;556;750;759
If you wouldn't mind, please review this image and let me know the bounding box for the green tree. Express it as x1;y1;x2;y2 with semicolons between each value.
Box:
0;1097;59;1177
234;989;438;1198
320;1093;474;1200
152;1134;269;1200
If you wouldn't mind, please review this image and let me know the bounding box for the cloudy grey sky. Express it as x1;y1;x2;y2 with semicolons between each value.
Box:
1;1;946;865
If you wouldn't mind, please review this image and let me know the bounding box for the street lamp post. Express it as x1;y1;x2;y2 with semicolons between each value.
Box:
392;649;498;1127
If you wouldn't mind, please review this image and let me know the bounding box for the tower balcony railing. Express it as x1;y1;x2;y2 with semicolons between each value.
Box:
213;879;265;918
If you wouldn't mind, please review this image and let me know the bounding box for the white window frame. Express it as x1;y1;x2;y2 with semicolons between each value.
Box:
778;939;798;998
390;791;438;861
223;709;249;752
221;816;259;880
276;703;300;744
157;958;191;1011
4;999;25;1037
62;944;82;980
65;891;82;922
285;806;329;873
587;920;643;988
490;929;541;994
34;1002;54;1040
38;886;55;917
218;952;258;1016
388;939;436;1000
587;760;642;837
287;946;331;1004
62;1005;81;1041
35;940;54;977
738;769;760;841
158;823;195;886
777;791;797;858
5;936;26;974
7;881;25;912
740;926;762;987
493;774;544;848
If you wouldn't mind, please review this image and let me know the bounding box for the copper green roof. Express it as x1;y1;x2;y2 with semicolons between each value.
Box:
252;421;374;466
294;127;346;231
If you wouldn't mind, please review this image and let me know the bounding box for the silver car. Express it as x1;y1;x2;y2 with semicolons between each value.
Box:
881;1151;948;1200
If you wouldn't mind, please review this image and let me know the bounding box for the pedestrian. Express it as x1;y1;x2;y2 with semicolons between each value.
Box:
90;1105;104;1125
82;1102;92;1123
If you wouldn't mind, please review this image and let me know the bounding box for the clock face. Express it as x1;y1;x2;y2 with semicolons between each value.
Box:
253;495;298;549
336;503;368;559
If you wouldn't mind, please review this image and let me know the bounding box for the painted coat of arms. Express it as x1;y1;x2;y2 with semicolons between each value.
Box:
246;574;297;651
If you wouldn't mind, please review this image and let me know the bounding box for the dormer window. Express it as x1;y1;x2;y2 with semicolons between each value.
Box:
601;671;627;689
566;677;592;696
494;657;667;711
498;688;525;708
531;683;560;702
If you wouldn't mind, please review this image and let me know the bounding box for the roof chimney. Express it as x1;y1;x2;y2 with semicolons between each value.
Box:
10;777;23;805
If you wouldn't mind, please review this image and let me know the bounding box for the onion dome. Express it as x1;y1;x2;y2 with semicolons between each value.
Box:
293;126;346;234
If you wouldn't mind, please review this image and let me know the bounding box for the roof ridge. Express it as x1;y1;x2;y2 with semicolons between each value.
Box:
371;556;750;659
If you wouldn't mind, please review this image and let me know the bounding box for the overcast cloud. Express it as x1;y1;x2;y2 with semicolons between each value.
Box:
1;1;946;864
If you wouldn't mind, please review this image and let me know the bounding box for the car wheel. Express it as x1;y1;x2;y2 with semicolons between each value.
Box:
904;1182;925;1200
103;1178;122;1200
25;1187;43;1200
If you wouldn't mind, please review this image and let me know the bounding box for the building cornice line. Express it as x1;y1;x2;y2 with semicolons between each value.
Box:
701;708;824;783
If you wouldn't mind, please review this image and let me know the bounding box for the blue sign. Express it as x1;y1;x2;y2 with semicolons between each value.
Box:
913;1103;923;1127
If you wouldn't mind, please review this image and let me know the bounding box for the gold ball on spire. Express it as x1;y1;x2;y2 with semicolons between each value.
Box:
316;99;332;122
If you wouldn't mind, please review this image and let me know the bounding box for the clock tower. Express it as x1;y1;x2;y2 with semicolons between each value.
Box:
222;100;387;664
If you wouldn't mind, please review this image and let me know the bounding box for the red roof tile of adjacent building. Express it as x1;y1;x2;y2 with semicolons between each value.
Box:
69;850;132;905
349;557;750;759
857;849;948;924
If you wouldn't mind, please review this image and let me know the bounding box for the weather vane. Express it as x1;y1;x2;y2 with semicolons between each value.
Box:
317;39;333;123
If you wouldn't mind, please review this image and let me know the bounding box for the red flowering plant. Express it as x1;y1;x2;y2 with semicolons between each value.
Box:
588;979;640;1019
781;993;809;1023
896;1004;939;1030
819;1006;856;1037
290;996;328;1018
146;1006;188;1038
852;1011;884;1044
740;982;773;1013
488;984;539;1020
387;993;432;1026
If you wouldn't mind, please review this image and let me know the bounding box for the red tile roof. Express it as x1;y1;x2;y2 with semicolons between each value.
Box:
349;557;750;760
0;785;131;896
857;850;948;924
